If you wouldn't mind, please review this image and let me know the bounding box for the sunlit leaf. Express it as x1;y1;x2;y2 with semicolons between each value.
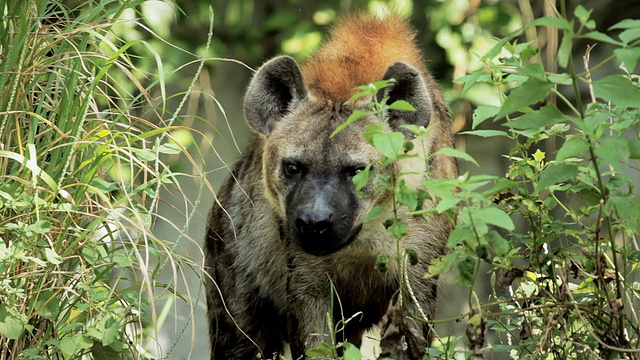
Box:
497;78;554;119
44;248;63;265
573;278;596;294
387;100;416;111
472;105;500;128
505;104;566;129
475;207;515;231
460;130;510;138
529;17;573;31
582;31;623;46
371;132;405;159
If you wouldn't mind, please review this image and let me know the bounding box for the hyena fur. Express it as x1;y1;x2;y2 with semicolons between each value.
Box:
204;14;458;359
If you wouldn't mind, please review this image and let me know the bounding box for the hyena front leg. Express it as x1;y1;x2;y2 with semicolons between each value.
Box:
287;291;336;359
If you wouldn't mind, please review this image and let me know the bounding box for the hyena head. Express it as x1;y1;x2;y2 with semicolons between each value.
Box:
244;56;434;256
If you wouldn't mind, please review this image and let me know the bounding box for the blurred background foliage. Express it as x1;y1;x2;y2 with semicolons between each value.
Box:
94;0;640;163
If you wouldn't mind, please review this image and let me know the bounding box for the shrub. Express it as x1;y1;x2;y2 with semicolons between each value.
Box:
0;0;208;358
329;3;640;360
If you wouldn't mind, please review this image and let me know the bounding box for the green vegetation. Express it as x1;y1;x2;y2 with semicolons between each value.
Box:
0;0;208;357
2;0;639;359
443;5;640;358
327;2;640;359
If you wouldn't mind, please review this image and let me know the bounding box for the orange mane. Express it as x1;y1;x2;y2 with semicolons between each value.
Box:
301;14;426;103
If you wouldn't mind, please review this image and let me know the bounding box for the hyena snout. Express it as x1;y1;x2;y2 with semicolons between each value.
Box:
287;182;360;256
295;197;333;236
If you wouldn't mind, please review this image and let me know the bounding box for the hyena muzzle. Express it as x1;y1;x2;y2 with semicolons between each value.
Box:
204;14;458;360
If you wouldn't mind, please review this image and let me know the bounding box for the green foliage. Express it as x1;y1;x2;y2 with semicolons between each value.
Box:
0;0;207;358
445;3;640;359
330;2;640;359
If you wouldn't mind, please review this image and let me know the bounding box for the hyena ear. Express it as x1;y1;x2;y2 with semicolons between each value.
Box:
244;56;308;135
376;62;432;136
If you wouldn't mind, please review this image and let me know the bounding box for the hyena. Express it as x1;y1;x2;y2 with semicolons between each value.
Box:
204;14;458;359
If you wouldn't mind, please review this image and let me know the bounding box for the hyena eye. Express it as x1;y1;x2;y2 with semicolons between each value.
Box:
345;165;367;177
283;162;302;178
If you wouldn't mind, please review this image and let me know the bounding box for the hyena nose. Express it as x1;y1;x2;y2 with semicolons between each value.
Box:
295;210;333;235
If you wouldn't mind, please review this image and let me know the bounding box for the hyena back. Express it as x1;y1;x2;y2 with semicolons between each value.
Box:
205;14;458;359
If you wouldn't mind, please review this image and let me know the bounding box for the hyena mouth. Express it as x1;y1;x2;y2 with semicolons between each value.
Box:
297;223;363;256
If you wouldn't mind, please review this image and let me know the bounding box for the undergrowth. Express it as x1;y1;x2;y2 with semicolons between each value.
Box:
0;1;210;358
315;2;640;360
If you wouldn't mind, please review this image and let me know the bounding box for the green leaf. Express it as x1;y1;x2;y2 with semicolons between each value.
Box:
574;5;592;25
605;195;640;229
536;163;578;193
331;110;369;137
447;226;473;247
484;30;520;60
595;135;630;170
44;247;63;265
371;132;405;159
34;290;60;319
516;63;547;81
432;148;479;166
573;278;596;294
556;137;589;162
472;105;500;128
529;17;572;31
343;342;362;360
609;19;640;30
614;48;640;72
458;256;477;286
364;205;386;222
375;253;390;273
101;316;118;346
497;78;554;119
582;31;623;46
59;335;93;356
460;130;510;138
352;165;372;192
0;306;26;339
28;220;51;234
157;143;182;155
629;139;640;159
619;28;640;44
593;75;640;108
456;70;485;96
557;32;573;68
486;231;510;257
133;148;155;162
265;10;298;30
387;100;416;111
90;178;118;192
388;221;408;240
475;207;515;231
504;104;566;129
436;195;463;213
91;342;121;360
397;181;418;210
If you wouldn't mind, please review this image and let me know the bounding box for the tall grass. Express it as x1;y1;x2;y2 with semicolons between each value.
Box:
0;0;208;358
